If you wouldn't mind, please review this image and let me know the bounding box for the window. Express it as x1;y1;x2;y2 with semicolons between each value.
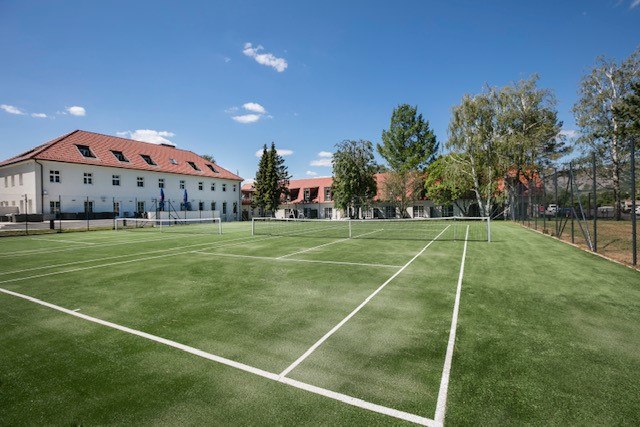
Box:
324;187;332;201
413;205;426;218
50;201;60;214
140;154;156;165
324;207;333;219
198;182;203;191
384;205;395;218
113;202;120;215
49;170;60;183
112;175;121;186
18;174;23;186
222;183;227;192
222;202;227;214
233;184;236;192
211;182;215;191
137;177;144;187
84;201;94;213
11;175;15;187
158;178;165;188
206;164;218;173
137;201;145;213
211;201;216;211
83;173;93;185
76;144;95;158
304;188;310;202
179;180;185;189
169;158;178;165
3;176;7;187
111;150;129;162
187;161;201;171
233;202;237;214
198;201;204;211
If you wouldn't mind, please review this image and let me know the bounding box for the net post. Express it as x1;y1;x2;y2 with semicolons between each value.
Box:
453;217;457;241
217;218;222;235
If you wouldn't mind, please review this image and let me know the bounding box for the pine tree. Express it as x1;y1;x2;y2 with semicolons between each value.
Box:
253;145;269;214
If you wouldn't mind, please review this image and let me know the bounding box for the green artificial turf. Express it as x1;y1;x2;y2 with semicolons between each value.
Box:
0;221;638;425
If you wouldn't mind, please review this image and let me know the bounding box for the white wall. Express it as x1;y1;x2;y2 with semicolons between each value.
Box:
0;161;39;214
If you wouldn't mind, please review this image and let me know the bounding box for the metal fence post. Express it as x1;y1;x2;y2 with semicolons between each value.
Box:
631;136;637;266
570;161;575;244
592;152;598;253
86;195;90;231
554;168;559;236
58;195;62;232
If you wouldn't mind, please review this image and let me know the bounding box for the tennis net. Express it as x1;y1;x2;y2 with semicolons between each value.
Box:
251;217;490;241
115;217;222;234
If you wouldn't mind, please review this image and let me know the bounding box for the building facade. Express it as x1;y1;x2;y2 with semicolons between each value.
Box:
274;174;467;220
0;130;243;221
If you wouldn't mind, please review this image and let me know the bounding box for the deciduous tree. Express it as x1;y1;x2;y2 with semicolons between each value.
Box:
332;139;378;218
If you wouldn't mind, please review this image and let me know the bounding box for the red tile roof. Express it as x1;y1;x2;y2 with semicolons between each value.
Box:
284;177;334;204
241;183;255;192
0;130;243;181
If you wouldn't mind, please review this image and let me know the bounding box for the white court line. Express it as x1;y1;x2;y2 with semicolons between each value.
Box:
279;225;451;378
0;287;436;426
276;229;383;259
434;225;469;424
0;235;276;285
0;234;194;258
0;234;263;277
0;228;252;259
29;237;96;245
192;251;401;269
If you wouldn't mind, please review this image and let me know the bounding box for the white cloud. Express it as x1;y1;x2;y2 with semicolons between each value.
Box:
224;57;231;63
31;113;47;118
305;170;318;176
66;106;86;116
117;129;176;145
310;151;333;167
631;0;640;8
224;106;239;113
1;104;25;115
242;102;267;114
233;114;262;124
310;158;332;167
243;42;288;72
254;148;293;157
560;129;579;139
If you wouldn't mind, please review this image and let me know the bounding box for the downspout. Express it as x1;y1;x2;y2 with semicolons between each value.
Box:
34;159;44;215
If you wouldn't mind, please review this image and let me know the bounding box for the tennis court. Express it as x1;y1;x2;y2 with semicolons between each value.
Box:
1;219;639;425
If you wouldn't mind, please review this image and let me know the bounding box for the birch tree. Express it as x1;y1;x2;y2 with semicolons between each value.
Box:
447;89;505;217
573;48;640;220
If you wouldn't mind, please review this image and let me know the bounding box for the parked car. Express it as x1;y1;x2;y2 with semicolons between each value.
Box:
545;204;558;217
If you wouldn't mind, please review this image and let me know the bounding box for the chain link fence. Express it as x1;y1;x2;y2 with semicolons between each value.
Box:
511;145;638;267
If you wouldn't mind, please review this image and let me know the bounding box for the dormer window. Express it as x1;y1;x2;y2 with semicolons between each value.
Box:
140;154;156;166
111;150;129;162
206;164;218;173
169;158;178;165
187;161;201;171
76;145;95;158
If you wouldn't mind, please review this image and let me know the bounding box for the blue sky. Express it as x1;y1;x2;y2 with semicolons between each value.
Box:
1;0;639;181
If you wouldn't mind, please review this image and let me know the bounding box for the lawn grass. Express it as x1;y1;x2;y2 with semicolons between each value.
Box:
0;221;638;425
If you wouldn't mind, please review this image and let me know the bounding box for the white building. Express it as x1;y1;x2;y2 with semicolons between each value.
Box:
0;130;243;221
